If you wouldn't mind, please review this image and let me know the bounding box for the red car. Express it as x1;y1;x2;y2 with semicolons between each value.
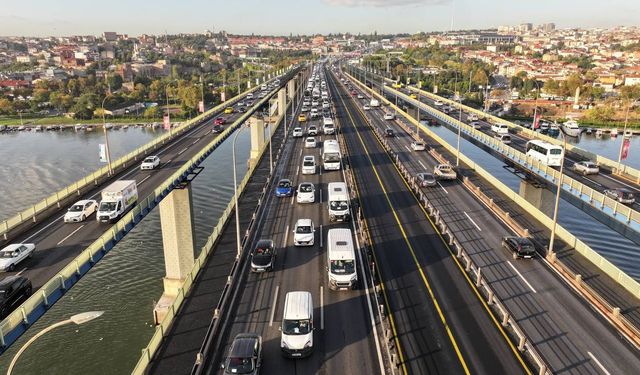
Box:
214;117;225;125
351;90;358;96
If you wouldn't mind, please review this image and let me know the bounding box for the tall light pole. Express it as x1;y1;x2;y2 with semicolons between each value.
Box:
548;132;566;256
454;71;462;167
101;94;113;175
200;75;205;114
268;100;274;174
231;124;248;258
7;311;104;375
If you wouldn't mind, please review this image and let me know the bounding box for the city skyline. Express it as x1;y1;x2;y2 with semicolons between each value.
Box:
1;0;639;37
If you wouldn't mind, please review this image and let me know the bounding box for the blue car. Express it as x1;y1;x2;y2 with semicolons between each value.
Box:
275;179;294;197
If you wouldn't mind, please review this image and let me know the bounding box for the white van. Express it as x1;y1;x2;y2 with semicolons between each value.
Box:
323;117;335;135
327;229;358;290
246;93;254;100
491;123;509;134
327;182;350;222
280;291;314;358
495;133;511;144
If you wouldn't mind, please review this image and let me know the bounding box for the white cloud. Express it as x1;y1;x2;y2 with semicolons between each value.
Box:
323;0;451;7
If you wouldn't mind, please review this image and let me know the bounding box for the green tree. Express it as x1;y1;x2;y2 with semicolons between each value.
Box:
510;76;524;90
585;106;615;122
107;74;123;91
0;98;13;115
543;79;560;95
144;106;161;118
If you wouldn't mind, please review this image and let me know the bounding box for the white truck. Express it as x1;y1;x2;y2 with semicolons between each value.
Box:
96;180;138;223
369;99;380;108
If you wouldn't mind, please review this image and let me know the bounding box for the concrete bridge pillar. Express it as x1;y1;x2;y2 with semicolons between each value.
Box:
519;180;554;218
249;116;265;168
288;80;296;101
277;88;286;116
153;185;196;324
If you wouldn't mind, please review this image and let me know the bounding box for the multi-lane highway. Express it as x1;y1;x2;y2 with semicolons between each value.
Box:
341;67;640;374
203;65;383;375
0;71;298;314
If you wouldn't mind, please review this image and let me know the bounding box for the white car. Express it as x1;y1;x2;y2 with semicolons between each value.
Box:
140;155;160;170
470;121;482;129
292;127;304;137
0;244;35;272
301;106;310;112
411;141;426;151
308;125;318;136
297;182;315;204
357;94;364;99
302;155;316;175
434;100;444;106
468;114;479;121
363;104;371;111
64;199;98;223
572;161;600;175
293;219;315;246
305;137;317;148
383;112;395;120
322;102;330;109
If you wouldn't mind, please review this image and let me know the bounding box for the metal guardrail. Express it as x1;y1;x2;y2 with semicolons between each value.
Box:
0;70;283;243
347;70;640;348
0;69;298;355
370;69;640;183
369;75;640;235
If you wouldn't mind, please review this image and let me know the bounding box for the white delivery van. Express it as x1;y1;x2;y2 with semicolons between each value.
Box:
96;180;138;223
322;140;341;170
280;291;314;358
327;182;350;222
327;229;358;290
491;123;509;134
369;99;380;108
322;117;335;135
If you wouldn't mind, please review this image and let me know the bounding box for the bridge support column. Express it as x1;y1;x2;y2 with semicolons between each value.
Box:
519;180;555;218
277;88;286;116
249;116;265;169
153;185;196;324
288;80;296;102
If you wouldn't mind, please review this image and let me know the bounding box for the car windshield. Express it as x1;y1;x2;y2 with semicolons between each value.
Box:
330;200;348;211
621;191;635;199
144;157;155;163
254;246;272;256
0;251;18;258
584;162;596;168
69;204;84;212
303;160;314;166
324;154;340;162
519;244;535;253
283;319;311;335
300;184;313;193
296;225;312;234
226;357;254;374
278;181;290;188
99;202;117;211
331;259;355;274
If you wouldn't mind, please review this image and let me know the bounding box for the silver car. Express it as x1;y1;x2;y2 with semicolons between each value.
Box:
417;173;437;187
572;161;599;175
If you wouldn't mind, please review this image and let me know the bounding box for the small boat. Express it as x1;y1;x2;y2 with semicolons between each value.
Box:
85;125;94;131
624;130;633;138
104;123;113;130
46;125;53;131
595;129;603;138
586;128;593;134
561;120;582;137
34;125;43;132
0;125;6;132
74;124;83;131
17;126;25;131
123;125;129;130
610;128;618;137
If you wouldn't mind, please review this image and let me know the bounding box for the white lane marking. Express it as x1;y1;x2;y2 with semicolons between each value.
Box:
507;261;538;293
463;211;482;232
56;224;85;246
23;213;66;242
161;159;172;168
583;176;603;187
319;224;323;248
299;148;303;158
191;139;198;145
296;166;299;176
269;284;280;327
290;194;295;206
138;175;152;185
16;268;27;276
282;225;289;248
437;182;449;194
418;160;427;170
404;145;411;152
320;285;325;330
319;188;322;203
587;351;611;375
177;147;188;155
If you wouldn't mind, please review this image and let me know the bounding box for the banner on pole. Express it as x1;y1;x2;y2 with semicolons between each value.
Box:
533;113;541;129
99;144;107;163
621;138;631;160
163;113;171;130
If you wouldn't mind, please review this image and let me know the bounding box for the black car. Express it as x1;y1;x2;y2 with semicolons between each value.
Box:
501;236;536;259
0;276;32;318
384;128;394;137
250;239;276;272
222;333;263;375
213;124;224;133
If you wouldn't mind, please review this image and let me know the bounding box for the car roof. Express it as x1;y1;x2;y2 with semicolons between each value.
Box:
508;237;533;245
0;275;25;288
74;199;95;205
1;244;28;252
255;239;273;249
296;218;313;227
303;155;315;160
230;334;259;357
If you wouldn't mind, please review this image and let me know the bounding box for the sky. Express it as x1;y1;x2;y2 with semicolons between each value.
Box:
1;0;639;37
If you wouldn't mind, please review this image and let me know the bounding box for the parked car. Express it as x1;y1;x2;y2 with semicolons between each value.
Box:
140;155;161;170
297;182;315;204
572;161;599;175
64;199;98;223
417;173;437;187
0;276;32;318
292;127;303;137
410;141;426;151
383;112;395;121
293;219;315;246
0;244;35;272
275;179;294;197
250;240;276;272
214;117;225;125
305;137;317;148
603;188;636;204
501;236;536;259
221;333;262;375
384;128;394;137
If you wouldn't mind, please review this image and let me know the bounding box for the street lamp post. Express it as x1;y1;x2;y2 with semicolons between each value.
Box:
455;72;463;167
7;311;104;375
101;95;113;175
548;133;567;257
231;124;248;258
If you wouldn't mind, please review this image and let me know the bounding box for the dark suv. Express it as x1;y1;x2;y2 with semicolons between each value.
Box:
501;237;536;259
384;128;394;137
222;333;263;375
0;276;32;318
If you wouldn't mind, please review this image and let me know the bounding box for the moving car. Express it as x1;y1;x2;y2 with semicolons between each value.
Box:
410;93;417;99
140;155;160;170
0;244;35;272
603;188;636;204
383;112;395;121
434;164;457;180
572;161;599;175
224;107;234;114
293;219;315;246
470;121;482;129
0;276;32;318
275;179;294;197
213;124;224;133
434;100;444;106
468;114;479;121
250;239;276;272
502;236;536;259
302;155;316;175
298;114;307;122
417;172;437;187
494;133;512;144
64;199;98;223
292;127;303;137
280;291;314;358
491;123;510;134
221;333;262;375
410;141;426;151
296;182;315;204
305;137;317;148
363;104;371;111
214;117;225;125
384;128;394;137
357;94;364;99
96;180;138;223
308;125;318;136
